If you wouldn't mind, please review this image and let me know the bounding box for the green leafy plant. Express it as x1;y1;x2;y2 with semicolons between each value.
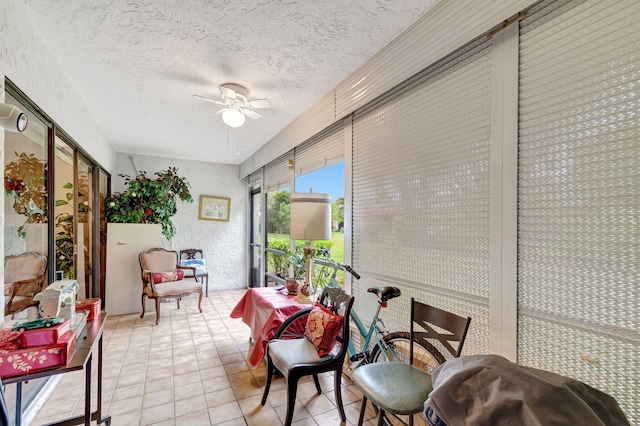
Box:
267;240;290;278
4;152;47;237
288;252;306;279
55;180;90;279
106;167;193;240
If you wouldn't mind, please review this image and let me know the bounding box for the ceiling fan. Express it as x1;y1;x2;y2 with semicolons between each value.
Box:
194;83;271;127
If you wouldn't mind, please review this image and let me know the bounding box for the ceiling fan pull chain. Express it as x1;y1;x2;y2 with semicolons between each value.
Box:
226;126;230;150
236;127;240;155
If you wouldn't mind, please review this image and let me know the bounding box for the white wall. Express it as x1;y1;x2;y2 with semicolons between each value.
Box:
114;153;248;290
0;0;116;172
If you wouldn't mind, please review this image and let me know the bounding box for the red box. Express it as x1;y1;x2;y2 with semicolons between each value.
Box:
20;320;70;348
76;298;101;321
0;331;76;378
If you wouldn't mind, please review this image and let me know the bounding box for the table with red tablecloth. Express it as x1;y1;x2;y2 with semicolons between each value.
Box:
230;287;307;367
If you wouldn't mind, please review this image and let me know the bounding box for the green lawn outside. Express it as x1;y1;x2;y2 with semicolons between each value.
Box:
268;231;345;263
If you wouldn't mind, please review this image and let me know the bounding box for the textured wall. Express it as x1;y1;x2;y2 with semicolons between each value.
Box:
114;153;248;290
0;0;116;172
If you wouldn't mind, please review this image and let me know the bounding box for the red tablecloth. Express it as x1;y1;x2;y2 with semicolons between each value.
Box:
230;287;306;367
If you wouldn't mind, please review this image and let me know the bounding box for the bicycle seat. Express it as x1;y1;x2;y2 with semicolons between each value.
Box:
367;286;401;302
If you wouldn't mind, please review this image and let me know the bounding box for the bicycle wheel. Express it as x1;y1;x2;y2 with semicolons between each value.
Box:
273;307;312;339
369;331;446;374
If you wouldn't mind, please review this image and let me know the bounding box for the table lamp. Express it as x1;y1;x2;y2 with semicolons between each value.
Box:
290;192;332;303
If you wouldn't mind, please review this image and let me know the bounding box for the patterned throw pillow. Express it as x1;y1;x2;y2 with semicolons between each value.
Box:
304;302;344;357
151;270;184;283
180;259;206;272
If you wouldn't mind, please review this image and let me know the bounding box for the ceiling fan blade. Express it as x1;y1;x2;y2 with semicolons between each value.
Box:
193;94;226;105
220;86;237;99
248;98;271;109
243;108;262;120
214;108;230;116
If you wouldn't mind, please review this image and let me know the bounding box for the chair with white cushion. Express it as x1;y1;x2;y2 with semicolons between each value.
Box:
261;287;354;426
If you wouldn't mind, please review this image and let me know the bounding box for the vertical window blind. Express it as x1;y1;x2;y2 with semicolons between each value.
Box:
263;152;292;193
293;123;344;178
351;38;493;356
518;0;640;420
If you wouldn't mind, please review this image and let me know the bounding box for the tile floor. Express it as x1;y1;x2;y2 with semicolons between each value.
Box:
19;289;424;425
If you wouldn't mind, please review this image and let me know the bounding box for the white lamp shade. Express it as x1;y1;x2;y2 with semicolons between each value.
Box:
221;109;246;128
290;193;332;241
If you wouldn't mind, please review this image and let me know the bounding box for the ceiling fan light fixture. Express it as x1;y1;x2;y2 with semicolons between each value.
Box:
221;108;246;128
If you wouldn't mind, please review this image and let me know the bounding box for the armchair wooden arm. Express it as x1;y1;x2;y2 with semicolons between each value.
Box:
176;265;199;283
5;277;42;312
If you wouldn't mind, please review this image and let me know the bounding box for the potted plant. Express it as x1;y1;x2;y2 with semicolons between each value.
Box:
106;167;193;240
285;252;306;294
55;179;90;279
4;152;47;237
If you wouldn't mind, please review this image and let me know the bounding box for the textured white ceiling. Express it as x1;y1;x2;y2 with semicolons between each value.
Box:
22;0;440;165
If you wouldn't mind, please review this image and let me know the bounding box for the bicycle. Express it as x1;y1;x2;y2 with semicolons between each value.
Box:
274;259;446;373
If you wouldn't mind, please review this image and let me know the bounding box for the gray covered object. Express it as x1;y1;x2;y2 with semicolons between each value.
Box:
424;355;629;426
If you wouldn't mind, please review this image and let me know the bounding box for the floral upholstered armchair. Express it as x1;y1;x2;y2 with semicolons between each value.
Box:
138;247;203;325
4;252;47;317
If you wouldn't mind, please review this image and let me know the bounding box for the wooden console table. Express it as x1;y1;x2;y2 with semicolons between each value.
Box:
3;312;111;426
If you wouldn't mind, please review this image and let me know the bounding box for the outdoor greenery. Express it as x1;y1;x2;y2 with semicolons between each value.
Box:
265;189;343;281
266;238;335;279
4;152;47;237
106;167;193;239
266;190;290;234
55;180;90;279
266;189;344;234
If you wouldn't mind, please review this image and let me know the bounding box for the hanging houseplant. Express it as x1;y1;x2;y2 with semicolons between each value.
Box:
106;167;193;240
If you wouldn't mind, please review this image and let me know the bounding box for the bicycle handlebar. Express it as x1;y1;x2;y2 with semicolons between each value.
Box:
343;264;361;280
319;258;361;280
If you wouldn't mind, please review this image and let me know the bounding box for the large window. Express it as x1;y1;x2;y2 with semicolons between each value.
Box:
4;93;48;257
4;81;109;302
294;162;345;263
265;186;290;284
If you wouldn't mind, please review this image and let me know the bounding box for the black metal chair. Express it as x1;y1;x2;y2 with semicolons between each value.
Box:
261;287;354;426
352;299;471;426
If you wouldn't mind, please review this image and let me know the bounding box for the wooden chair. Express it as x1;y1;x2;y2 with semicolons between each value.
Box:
138;248;203;325
261;287;355;426
179;248;209;297
352;299;471;426
4;252;47;317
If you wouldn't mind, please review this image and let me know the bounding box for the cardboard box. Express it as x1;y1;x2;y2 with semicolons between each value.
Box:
20;320;71;348
0;331;76;378
76;298;101;321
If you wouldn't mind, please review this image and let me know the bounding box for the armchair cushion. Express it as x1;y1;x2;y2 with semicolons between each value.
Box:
151;270;185;283
305;302;344;357
143;280;202;298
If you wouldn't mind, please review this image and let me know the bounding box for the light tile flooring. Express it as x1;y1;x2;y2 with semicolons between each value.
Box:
23;289;398;426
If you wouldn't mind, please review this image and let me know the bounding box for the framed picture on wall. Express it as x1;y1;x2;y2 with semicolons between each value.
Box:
198;195;231;222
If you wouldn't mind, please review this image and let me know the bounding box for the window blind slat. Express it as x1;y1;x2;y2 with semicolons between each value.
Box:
518;1;640;422
351;40;492;358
